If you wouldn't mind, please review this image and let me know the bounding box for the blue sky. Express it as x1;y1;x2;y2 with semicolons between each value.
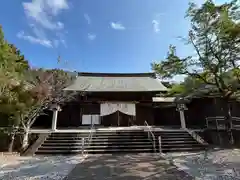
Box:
0;0;228;75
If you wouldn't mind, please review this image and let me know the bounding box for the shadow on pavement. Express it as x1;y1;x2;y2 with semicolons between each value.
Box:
64;153;193;180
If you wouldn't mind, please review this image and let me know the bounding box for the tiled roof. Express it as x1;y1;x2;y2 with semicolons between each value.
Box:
64;72;167;92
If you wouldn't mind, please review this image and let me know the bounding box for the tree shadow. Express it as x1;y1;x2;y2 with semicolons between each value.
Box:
64;153;193;180
167;149;240;179
0;155;85;180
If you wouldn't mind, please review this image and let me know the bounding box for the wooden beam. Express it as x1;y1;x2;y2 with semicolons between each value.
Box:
152;97;176;102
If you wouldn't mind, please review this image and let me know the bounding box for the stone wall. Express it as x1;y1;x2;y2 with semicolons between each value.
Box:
201;129;240;148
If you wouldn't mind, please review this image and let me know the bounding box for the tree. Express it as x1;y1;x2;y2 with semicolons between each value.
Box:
0;25;77;151
19;68;77;150
0;25;30;152
164;76;206;96
152;0;240;144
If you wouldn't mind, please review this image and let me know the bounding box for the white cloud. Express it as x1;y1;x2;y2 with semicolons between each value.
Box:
88;33;96;40
22;0;68;30
29;23;46;39
84;13;91;24
21;0;69;48
152;20;160;33
46;0;69;15
110;22;126;30
17;31;53;48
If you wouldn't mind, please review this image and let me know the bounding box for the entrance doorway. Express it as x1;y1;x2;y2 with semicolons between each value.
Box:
101;111;135;127
154;107;181;128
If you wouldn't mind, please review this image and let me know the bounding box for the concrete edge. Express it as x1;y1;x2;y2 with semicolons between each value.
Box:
21;133;51;156
185;128;209;146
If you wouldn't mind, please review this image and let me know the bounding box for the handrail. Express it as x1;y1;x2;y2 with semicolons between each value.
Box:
185;129;208;146
144;121;156;153
82;122;95;155
206;116;240;121
206;116;240;129
158;136;162;154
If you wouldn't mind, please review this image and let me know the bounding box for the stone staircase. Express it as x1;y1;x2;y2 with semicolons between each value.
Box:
35;132;89;155
35;130;154;155
86;130;154;154
35;129;207;155
153;130;207;153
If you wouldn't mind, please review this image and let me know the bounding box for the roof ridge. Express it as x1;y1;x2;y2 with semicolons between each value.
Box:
78;72;156;78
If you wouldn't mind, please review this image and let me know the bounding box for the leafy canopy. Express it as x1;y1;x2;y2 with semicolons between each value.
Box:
152;0;240;100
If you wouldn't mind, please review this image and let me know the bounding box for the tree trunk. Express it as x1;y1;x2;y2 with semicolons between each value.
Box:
224;98;234;145
8;133;16;152
22;127;29;150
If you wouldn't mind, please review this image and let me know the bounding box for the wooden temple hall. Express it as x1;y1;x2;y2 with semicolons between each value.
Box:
32;72;192;131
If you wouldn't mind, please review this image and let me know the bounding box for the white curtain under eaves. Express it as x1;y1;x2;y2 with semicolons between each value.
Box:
100;102;136;116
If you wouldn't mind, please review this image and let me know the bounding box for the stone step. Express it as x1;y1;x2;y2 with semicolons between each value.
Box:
36;148;154;154
155;134;191;137
159;140;199;144
95;131;145;134
51;132;146;136
92;135;148;138
154;131;189;134
154;132;191;135
39;144;153;150
38;146;82;150
160;143;204;147
91;138;150;141
44;138;150;143
43;143;84;146
160;135;192;138
46;137;86;140
93;135;147;138
43;141;153;146
36;149;82;154
51;133;89;135
87;144;153;149
90;141;152;145
157;137;194;141
49;134;89;137
47;135;147;140
162;147;206;152
87;148;154;154
95;130;145;133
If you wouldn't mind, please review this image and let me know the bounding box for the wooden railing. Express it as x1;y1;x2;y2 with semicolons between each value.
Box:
206;116;240;129
158;136;162;154
144;121;156;153
82;123;95;155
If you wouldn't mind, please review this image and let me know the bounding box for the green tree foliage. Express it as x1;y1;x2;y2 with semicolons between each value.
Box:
165;76;206;96
152;0;240;144
0;25;31;151
0;25;77;151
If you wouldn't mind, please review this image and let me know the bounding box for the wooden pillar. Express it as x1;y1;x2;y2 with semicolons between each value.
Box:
179;110;186;129
52;110;58;131
176;103;187;129
51;104;61;131
117;111;120;126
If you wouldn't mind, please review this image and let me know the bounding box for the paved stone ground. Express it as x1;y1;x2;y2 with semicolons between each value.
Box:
166;149;240;180
0;155;86;180
64;153;193;180
3;150;240;180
